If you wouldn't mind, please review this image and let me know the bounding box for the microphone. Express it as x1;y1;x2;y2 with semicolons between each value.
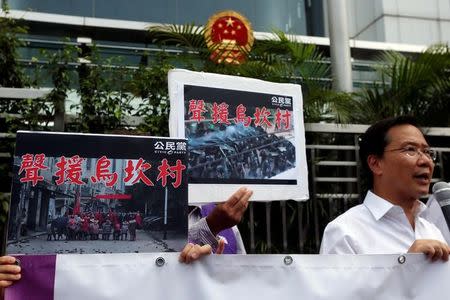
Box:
432;181;450;231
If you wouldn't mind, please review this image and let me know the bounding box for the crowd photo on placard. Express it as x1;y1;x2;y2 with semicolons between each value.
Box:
46;210;143;242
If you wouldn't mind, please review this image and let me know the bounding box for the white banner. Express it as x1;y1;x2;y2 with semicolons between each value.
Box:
7;253;450;300
168;69;309;203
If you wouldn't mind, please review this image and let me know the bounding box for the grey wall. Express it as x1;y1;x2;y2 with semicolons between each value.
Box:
346;0;450;45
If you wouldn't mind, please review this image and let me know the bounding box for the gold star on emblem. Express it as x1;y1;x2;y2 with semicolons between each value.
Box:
225;17;235;27
218;23;223;28
231;30;236;35
224;29;229;34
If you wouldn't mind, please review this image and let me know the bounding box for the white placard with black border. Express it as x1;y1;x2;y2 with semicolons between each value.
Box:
168;69;308;204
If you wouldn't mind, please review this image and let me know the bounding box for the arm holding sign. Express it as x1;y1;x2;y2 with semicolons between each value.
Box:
179;187;253;264
0;256;21;299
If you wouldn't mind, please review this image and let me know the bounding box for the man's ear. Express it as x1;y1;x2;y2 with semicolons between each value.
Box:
367;154;383;176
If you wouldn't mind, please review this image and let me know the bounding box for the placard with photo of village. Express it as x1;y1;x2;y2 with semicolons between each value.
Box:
5;131;188;255
169;69;309;203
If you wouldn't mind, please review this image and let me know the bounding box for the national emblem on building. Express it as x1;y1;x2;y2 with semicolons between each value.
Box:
204;10;254;64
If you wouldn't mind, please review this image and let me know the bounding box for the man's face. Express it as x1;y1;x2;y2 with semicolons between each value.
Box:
376;124;435;202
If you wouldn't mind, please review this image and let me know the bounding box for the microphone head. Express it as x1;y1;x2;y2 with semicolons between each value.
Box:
432;181;450;194
433;181;450;204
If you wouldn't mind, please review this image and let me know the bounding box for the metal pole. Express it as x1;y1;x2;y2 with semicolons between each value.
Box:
265;202;272;253
297;201;304;252
281;200;288;252
311;148;321;251
354;134;362;198
327;0;353;92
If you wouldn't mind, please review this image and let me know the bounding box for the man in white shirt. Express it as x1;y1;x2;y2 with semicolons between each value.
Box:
320;116;450;261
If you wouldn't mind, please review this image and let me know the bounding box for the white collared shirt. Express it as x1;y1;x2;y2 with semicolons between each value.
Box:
320;190;446;254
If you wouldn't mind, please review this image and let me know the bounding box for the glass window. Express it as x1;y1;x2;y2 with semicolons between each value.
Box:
8;0;324;36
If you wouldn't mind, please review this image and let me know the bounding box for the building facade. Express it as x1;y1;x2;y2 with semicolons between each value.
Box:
2;0;448;91
344;0;450;45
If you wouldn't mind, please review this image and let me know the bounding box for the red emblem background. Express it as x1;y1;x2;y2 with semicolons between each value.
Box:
204;10;254;64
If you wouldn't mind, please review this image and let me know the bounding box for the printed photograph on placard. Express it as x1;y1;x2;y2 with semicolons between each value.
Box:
184;85;296;185
5;131;188;255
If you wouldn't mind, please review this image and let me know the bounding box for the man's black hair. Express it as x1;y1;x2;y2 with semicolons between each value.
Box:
358;115;421;191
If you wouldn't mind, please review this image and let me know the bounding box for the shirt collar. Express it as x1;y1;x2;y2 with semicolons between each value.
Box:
363;190;427;220
364;190;394;220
